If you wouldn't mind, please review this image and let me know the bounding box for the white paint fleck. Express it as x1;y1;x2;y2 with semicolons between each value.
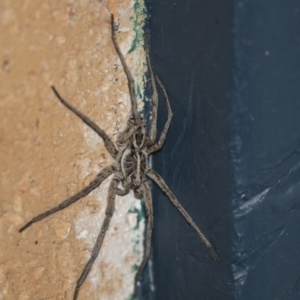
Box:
77;229;88;239
235;187;270;217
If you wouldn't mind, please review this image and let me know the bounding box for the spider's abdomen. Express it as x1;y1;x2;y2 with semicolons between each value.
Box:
121;148;147;185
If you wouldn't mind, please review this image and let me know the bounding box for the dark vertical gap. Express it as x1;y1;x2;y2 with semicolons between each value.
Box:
140;0;300;300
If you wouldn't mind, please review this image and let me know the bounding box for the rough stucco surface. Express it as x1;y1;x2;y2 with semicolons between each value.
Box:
0;0;146;299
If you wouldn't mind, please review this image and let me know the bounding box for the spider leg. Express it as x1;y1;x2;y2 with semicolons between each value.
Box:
148;76;173;154
110;14;140;123
117;124;139;145
19;164;116;232
146;169;219;262
134;180;154;293
51;86;118;158
144;35;159;142
73;176;118;300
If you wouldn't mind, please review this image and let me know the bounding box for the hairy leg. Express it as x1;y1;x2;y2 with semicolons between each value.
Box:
117;123;139;145
110;14;140;123
19;164;116;232
146;169;219;262
148;76;173;153
51;86;118;158
144;35;159;143
73;176;118;300
134;180;154;292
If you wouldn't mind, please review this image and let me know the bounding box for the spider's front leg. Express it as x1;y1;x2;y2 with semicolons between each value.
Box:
144;35;159;143
110;14;140;124
51;86;118;159
142;30;173;148
148;76;173;154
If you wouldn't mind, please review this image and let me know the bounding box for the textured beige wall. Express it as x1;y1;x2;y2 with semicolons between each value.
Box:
0;0;147;299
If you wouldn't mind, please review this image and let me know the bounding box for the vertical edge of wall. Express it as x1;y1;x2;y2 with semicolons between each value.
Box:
0;1;147;299
148;1;233;299
229;1;300;299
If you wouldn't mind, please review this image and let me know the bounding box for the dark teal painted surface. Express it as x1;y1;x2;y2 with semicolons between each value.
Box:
141;0;300;299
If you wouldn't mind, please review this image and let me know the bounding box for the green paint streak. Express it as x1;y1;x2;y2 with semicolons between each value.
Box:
131;263;139;272
128;0;148;105
128;293;139;300
136;84;142;100
128;0;146;54
128;199;145;231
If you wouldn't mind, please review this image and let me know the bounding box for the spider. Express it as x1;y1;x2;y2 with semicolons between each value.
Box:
19;14;219;300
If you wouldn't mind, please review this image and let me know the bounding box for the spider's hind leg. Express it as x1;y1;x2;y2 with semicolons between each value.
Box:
146;169;219;262
134;180;154;295
73;176;118;300
19;164;115;232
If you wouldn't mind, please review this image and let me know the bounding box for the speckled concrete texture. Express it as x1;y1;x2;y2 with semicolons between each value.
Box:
0;0;147;299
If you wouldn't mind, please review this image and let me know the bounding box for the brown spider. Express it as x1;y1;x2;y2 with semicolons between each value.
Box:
19;14;219;300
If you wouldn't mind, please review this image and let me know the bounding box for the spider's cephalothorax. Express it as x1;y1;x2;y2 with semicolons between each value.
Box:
19;14;219;300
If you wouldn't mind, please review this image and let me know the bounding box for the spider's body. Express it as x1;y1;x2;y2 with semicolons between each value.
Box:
117;117;148;198
106;115;146;200
19;15;218;300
